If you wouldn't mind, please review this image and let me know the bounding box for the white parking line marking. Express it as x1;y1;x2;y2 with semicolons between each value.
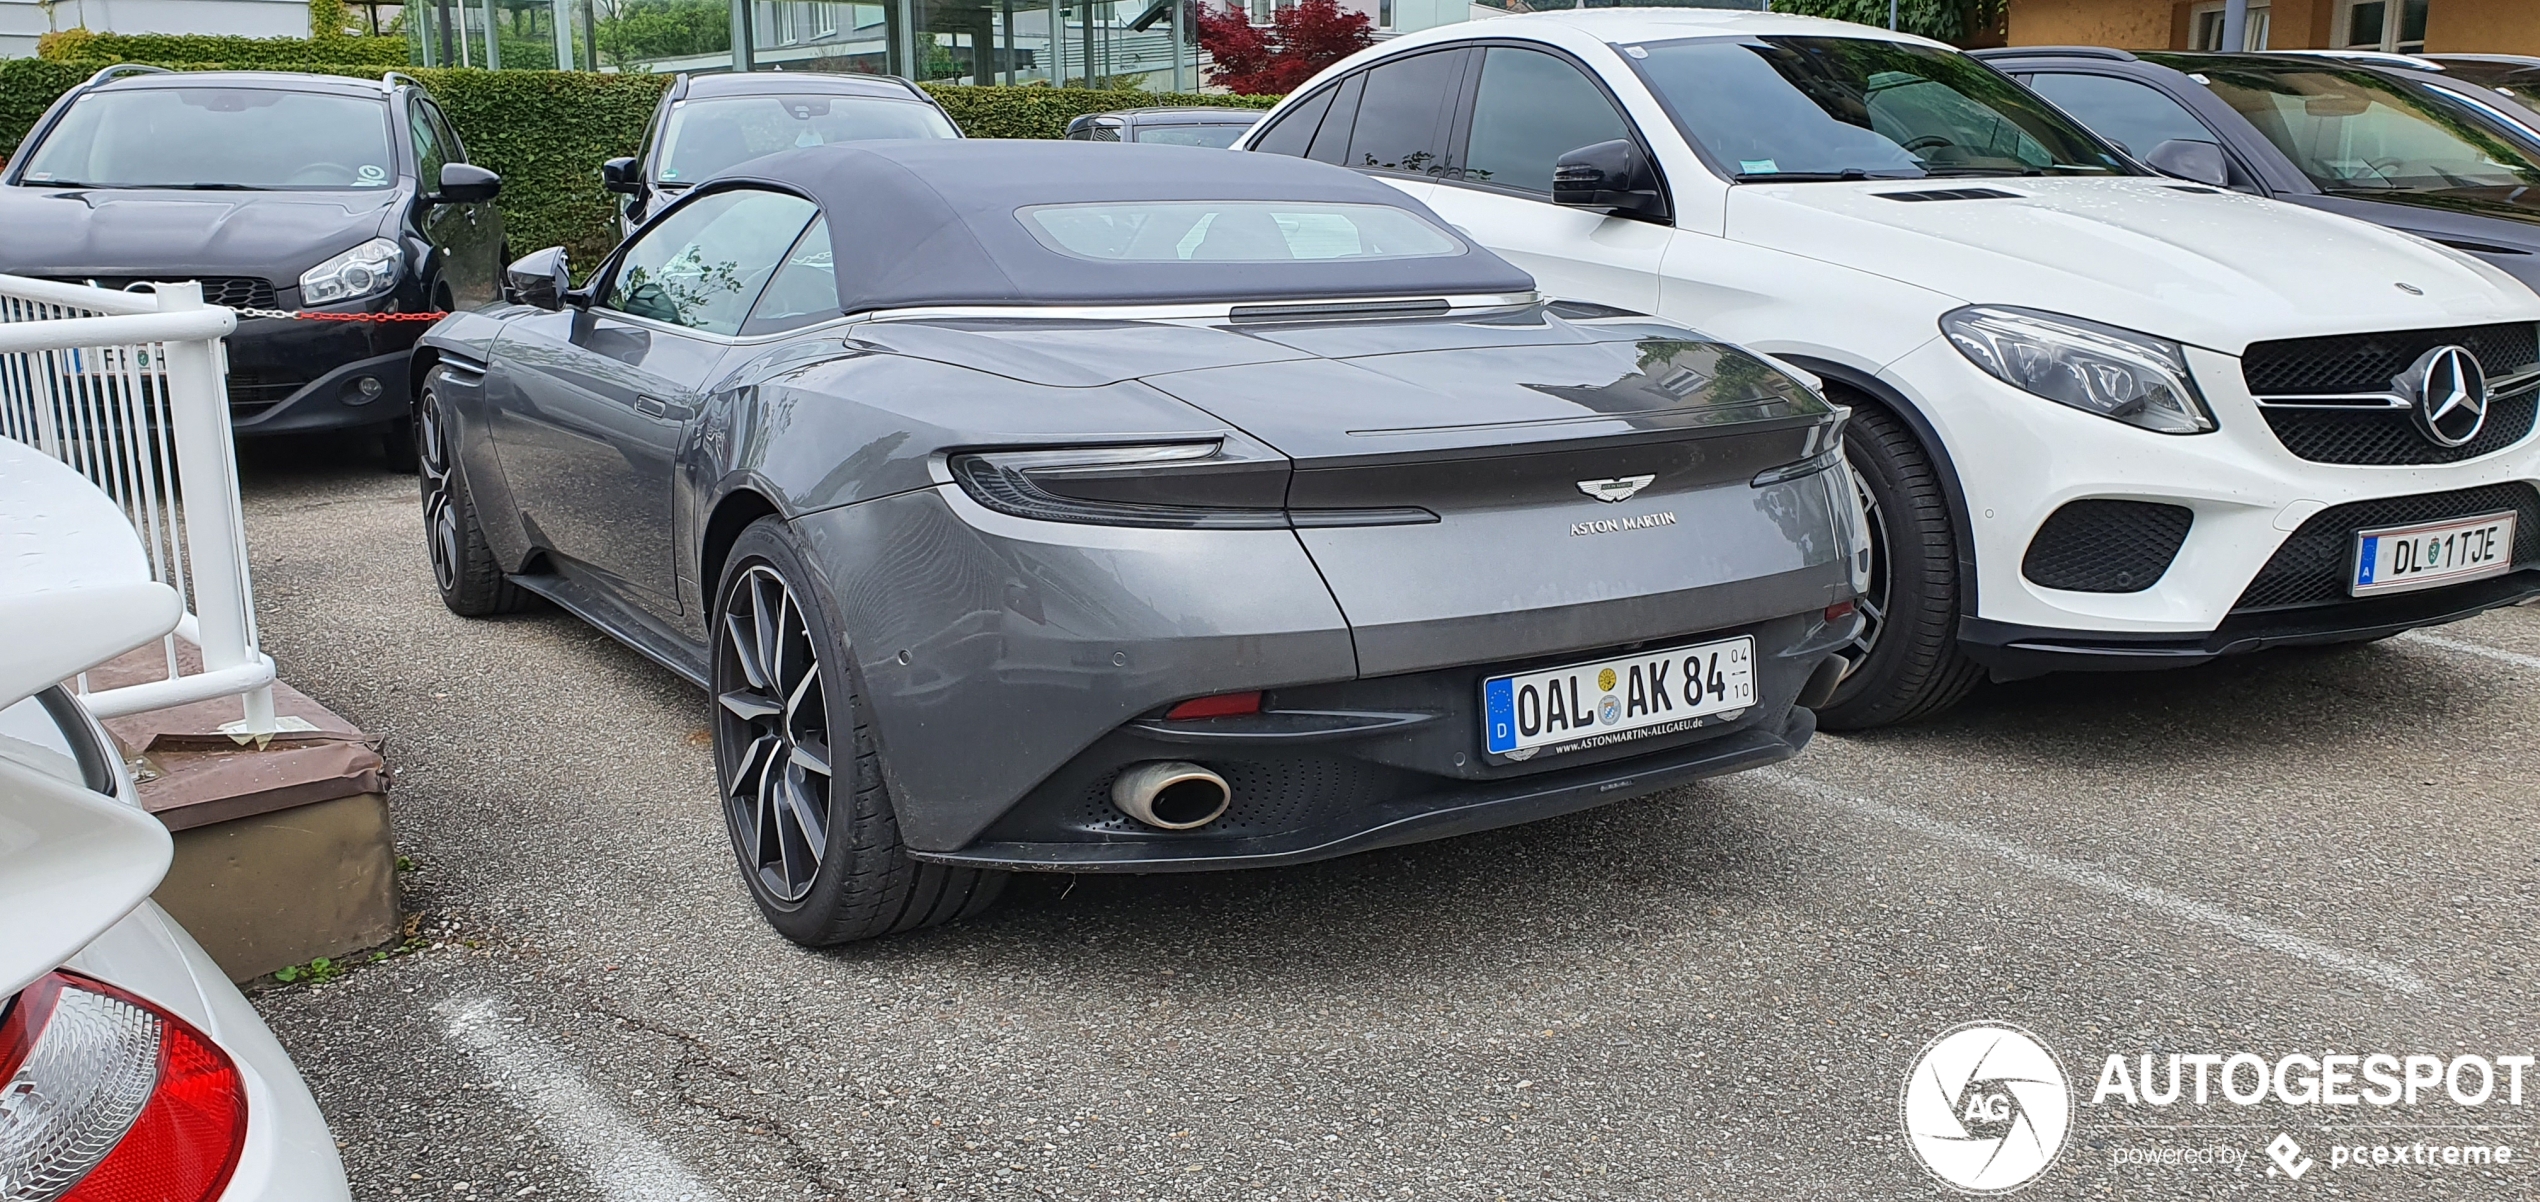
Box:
437;994;730;1202
1753;769;2430;996
2398;629;2540;672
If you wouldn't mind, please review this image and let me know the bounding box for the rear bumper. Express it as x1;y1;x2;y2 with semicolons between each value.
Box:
916;607;1852;873
917;704;1817;873
1960;568;2540;677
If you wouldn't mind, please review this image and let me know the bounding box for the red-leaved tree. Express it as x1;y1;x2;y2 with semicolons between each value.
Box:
1194;0;1373;96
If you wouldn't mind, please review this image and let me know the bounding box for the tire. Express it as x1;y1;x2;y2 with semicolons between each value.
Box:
418;384;531;617
381;419;419;474
1814;400;1984;730
712;517;1007;946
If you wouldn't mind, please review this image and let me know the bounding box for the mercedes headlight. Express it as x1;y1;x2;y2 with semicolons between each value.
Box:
298;237;402;305
1941;305;2214;435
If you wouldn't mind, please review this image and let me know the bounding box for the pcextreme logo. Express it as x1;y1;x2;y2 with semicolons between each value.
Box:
1900;1022;2074;1194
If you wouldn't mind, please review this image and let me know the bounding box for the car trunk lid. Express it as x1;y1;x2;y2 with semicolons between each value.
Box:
1141;324;1855;675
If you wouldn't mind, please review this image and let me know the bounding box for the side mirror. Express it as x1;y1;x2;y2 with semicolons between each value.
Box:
601;156;643;195
1552;139;1669;222
436;162;501;204
506;247;571;311
2143;138;2230;188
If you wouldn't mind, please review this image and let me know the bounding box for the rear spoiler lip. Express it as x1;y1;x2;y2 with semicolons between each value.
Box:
0;755;171;999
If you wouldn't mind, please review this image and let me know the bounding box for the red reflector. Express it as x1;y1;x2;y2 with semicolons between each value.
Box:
1823;601;1858;622
1165;691;1263;720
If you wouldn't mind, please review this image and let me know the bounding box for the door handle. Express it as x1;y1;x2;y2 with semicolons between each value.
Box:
635;395;693;421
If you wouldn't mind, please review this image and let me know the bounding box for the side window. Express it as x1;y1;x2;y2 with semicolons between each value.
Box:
1345;49;1464;175
1462;47;1636;196
407;97;448;185
605;188;817;336
422;100;467;164
1250;84;1336;157
2026;72;2221;159
1308;72;1366;165
741;217;839;336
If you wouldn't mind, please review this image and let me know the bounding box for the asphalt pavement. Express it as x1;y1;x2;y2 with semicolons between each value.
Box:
237;439;2540;1201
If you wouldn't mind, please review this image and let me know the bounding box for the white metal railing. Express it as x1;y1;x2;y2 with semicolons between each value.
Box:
0;274;278;736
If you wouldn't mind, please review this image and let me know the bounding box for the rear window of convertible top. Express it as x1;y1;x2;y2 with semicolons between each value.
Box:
1019;201;1467;262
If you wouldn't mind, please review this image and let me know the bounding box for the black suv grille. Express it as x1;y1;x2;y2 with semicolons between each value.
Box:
2021;500;2194;593
2232;483;2540;612
2239;322;2539;396
2261;388;2540;465
227;365;310;418
39;275;277;310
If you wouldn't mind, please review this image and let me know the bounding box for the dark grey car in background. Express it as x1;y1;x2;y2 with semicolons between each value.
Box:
0;66;504;463
1977;48;2540;293
601;70;960;237
1064;107;1264;148
416;141;1865;945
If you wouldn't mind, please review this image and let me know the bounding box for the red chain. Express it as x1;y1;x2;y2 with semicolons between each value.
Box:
296;311;451;322
231;306;450;322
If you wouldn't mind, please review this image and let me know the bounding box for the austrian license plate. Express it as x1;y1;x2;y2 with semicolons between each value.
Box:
1482;636;1755;761
2351;510;2518;597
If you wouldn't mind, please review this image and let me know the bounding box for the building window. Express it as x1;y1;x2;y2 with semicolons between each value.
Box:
2338;0;2429;54
2190;1;2270;51
762;1;802;45
1379;0;1393;27
811;1;841;38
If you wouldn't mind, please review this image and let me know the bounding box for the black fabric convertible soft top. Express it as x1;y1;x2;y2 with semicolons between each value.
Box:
711;140;1536;314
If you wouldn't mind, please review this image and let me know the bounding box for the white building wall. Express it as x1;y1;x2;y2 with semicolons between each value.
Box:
0;0;311;58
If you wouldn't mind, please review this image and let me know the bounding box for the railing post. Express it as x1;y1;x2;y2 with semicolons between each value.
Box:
154;282;276;737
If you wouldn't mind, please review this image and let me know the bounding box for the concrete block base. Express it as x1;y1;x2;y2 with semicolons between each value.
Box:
154;791;399;983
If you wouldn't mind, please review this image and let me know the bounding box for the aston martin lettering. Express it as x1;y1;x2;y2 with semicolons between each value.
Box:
1572;511;1678;537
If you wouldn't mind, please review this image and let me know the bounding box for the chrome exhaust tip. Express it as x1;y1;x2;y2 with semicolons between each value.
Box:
1111;761;1231;831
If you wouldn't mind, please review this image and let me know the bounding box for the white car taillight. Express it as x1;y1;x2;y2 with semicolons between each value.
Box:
0;972;246;1202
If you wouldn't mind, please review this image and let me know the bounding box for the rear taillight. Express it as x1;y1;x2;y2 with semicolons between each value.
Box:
0;972;246;1202
949;443;1436;529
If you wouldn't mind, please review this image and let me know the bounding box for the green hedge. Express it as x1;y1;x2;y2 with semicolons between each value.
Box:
35;28;409;67
0;64;1280;266
920;84;1280;140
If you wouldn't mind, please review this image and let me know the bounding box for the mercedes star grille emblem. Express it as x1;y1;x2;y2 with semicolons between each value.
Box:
2401;345;2489;448
1578;475;1656;503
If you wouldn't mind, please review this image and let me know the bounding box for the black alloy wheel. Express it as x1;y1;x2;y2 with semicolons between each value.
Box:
710;518;1005;945
717;562;833;904
417;383;528;616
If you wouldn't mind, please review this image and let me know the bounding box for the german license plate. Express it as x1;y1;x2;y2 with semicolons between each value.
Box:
2351;510;2517;597
1482;636;1755;761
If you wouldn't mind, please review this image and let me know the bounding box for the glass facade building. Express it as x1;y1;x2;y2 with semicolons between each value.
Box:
410;0;1214;91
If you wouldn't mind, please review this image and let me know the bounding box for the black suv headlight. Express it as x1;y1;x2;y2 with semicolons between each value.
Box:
298;238;402;306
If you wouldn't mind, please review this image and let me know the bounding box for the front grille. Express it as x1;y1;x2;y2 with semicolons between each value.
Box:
2022;500;2194;592
40;276;277;309
2232;483;2540;611
2240;322;2539;396
226;365;308;418
2261;388;2540;465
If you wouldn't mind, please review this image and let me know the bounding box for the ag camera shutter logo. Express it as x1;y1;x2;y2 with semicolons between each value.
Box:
1901;1022;2073;1193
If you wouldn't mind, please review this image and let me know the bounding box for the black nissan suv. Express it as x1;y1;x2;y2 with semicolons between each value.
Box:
0;66;505;467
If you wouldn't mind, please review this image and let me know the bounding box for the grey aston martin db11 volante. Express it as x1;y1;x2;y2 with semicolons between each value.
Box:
413;140;1868;945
